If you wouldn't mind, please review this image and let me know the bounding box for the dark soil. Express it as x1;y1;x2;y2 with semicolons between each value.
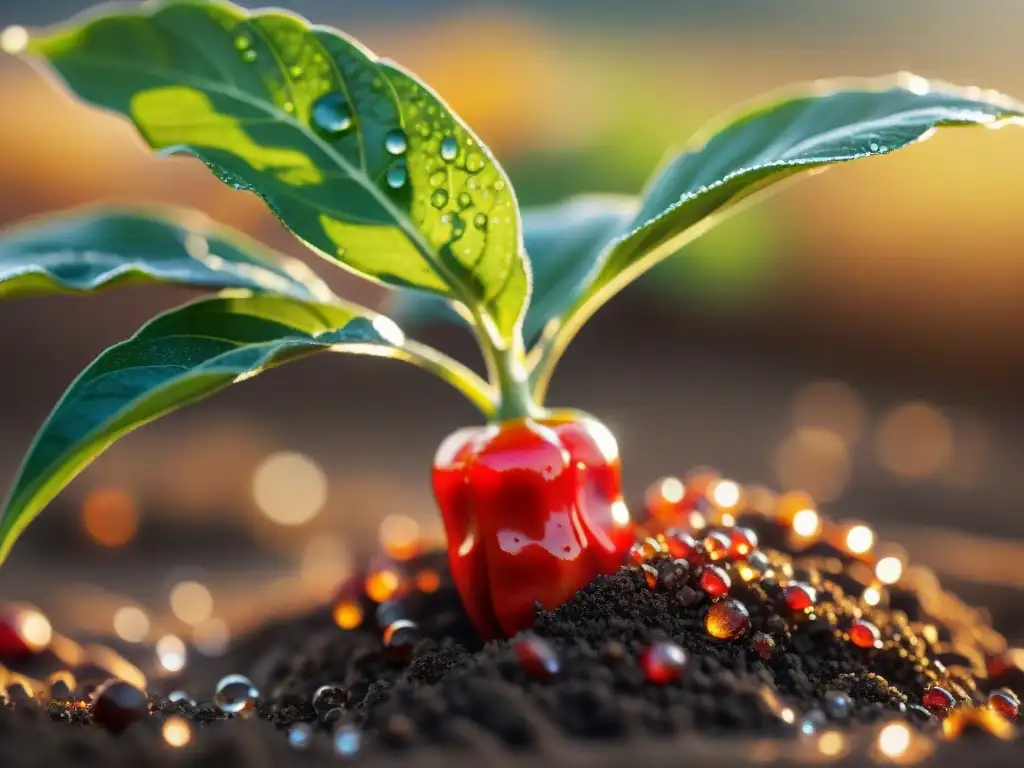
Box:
1;512;1022;767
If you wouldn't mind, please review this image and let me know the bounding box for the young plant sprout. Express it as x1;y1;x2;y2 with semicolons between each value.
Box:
1;0;1022;639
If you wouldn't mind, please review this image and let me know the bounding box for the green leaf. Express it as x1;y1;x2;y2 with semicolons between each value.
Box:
27;0;528;342
392;195;635;344
530;74;1024;395
0;293;402;563
0;206;335;302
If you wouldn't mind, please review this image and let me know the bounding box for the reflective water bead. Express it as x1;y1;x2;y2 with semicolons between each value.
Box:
242;49;256;62
849;619;882;649
90;680;148;733
473;212;488;231
310;93;354;138
516;634;560;682
386;161;408;189
333;723;361;757
783;583;817;612
383;619;420;661
752;632;776;660
825;690;853;720
440;136;458;162
640;641;688;685
168;690;197;708
665;529;700;561
703;531;731;561
234;34;250;50
457;192;472;209
987;689;1019;720
384;129;408;155
729;527;758;559
465;153;484;173
641;563;659;589
213;673;259;715
921;685;956;715
312;684;348;715
288;722;312;749
430;189;449;209
699;565;731;599
705;598;750;641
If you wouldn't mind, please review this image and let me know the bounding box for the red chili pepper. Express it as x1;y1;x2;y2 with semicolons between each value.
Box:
432;411;634;638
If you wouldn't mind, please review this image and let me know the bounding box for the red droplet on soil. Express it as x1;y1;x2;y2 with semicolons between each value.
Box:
703;531;731;562
627;542;647;566
515;634;560;682
705;598;751;641
987;689;1020;720
89;680;148;733
921;685;956;715
729;527;758;559
642;537;663;559
641;564;659;589
782;583;817;612
752;632;776;660
382;620;420;661
664;529;699;561
849;619;882;649
640;641;688;685
698;565;731;599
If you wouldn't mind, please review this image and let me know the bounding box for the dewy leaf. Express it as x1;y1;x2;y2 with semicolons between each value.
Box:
530;74;1024;396
391;195;635;346
26;0;528;343
0;294;405;562
0;206;336;302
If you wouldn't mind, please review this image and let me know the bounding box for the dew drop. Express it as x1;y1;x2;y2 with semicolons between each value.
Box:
431;189;449;209
473;212;488;231
242;49;257;63
869;142;880;151
282;101;294;114
429;170;446;187
493;180;505;191
288;65;303;78
440;136;458;162
451;213;466;238
234;34;251;51
213;673;259;715
311;93;354;138
384;129;408;156
465;153;484;173
386;161;408;189
457;192;472;209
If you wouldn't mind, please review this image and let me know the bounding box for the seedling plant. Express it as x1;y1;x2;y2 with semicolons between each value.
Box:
1;0;1021;638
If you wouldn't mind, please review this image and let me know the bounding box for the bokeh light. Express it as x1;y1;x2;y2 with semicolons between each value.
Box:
162;716;192;748
169;581;213;626
875;402;952;478
379;514;421;561
863;586;882;606
332;601;363;630
792;380;866;446
81;487;137;547
112;606;150;643
774;428;850;503
252;451;328;525
156;634;187;672
877;722;911;760
17;608;52;651
0;26;29;55
876;557;904;585
792;508;822;539
817;730;846;758
300;535;353;596
711;479;741;509
845;524;875;555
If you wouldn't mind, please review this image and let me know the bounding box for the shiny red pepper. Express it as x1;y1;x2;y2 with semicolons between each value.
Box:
432;411;634;638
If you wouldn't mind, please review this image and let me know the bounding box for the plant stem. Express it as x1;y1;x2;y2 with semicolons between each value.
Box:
398;339;497;417
492;338;542;422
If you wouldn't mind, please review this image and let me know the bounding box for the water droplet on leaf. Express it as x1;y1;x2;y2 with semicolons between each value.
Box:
431;189;449;209
311;93;354;138
440;136;458;162
288;65;303;78
465;153;484;173
457;192;472;209
234;34;251;51
386;161;408;189
429;170;446;187
384;129;408;155
242;49;257;63
473;213;488;231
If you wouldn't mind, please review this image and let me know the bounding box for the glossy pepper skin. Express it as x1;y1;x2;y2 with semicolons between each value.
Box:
432;412;634;638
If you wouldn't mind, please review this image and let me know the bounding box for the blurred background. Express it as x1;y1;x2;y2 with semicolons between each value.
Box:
0;0;1022;678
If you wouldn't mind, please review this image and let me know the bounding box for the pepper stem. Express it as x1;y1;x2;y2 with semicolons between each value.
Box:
492;340;542;422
